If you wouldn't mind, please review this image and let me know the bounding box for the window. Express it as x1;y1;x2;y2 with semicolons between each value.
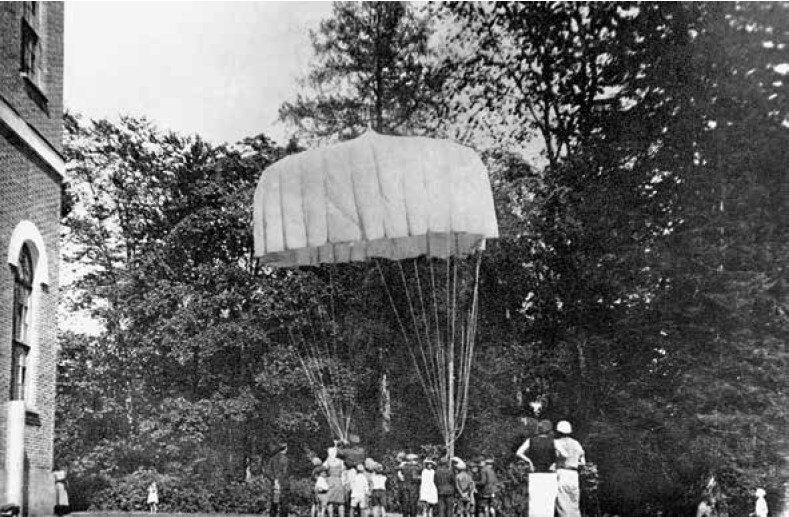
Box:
20;2;43;89
11;244;33;401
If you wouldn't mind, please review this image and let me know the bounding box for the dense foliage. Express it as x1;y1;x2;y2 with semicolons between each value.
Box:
279;1;445;141
58;2;788;515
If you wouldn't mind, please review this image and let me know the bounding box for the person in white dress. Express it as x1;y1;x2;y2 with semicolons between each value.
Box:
419;459;438;517
146;482;159;514
751;488;768;517
553;421;585;517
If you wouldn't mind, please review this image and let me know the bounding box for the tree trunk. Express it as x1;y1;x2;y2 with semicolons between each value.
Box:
380;372;391;434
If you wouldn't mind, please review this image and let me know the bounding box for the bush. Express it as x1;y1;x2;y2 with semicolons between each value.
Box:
89;467;318;515
497;461;530;516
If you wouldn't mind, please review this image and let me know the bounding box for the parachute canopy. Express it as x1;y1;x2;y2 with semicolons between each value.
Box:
253;131;499;266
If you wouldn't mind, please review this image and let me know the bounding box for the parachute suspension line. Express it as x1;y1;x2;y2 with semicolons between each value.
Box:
449;250;459;451
413;257;446;433
291;326;346;442
301;316;343;441
292;280;357;445
326;267;357;442
375;259;409;345
429;259;446;423
397;260;445;432
455;251;482;440
413;258;449;441
374;259;443;432
373;248;483;458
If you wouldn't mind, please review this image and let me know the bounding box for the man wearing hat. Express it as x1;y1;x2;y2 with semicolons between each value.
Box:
553;421;586;517
267;443;291;517
516;419;557;517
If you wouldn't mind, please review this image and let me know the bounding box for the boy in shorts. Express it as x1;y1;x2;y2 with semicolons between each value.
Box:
454;461;475;517
350;464;370;517
369;463;387;517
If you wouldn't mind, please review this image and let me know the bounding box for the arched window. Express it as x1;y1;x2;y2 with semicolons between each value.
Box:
11;244;33;400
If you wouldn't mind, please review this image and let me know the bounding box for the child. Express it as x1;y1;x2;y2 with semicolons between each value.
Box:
311;457;325;517
369;463;387;517
419;459;438;517
454;460;475;517
146;482;158;514
315;467;330;517
477;459;498;517
751;488;768;517
271;479;282;517
469;460;482;517
349;464;370;517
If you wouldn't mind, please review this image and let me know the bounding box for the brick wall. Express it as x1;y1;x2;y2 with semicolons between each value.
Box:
0;2;64;153
0;135;61;514
0;1;63;514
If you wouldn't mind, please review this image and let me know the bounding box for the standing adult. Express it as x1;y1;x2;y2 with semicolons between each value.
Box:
268;443;291;517
325;446;347;517
516;419;557;517
553;421;586;517
399;454;421;517
434;458;456;517
53;468;70;516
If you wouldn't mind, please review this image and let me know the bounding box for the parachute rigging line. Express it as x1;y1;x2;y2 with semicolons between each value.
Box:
374;242;482;456
288;272;359;444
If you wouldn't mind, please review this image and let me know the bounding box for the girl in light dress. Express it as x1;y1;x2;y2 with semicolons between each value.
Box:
751;488;768;517
419;459;438;517
146;482;158;514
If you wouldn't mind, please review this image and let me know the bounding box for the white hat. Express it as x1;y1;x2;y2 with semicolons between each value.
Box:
755;488;766;497
556;421;572;434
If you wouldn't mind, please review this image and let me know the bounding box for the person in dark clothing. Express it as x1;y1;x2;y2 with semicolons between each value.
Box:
477;459;498;517
434;458;456;517
268;443;291;517
516;420;556;517
398;453;421;517
516;420;555;473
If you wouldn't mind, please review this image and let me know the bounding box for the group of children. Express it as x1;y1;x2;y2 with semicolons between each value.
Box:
311;457;389;517
397;454;499;517
310;450;498;517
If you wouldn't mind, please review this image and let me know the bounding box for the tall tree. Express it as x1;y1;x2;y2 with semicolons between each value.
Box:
445;2;788;514
279;1;444;141
58;117;337;508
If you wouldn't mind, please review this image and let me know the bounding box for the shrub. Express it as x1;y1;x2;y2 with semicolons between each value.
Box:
497;461;530;516
89;467;317;514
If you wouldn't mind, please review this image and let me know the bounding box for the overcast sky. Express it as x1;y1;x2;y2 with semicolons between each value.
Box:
64;1;333;145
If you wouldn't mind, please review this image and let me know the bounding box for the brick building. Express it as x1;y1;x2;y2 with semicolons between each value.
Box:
0;2;64;515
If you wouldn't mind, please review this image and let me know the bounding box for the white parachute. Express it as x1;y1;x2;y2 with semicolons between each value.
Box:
253;131;498;454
